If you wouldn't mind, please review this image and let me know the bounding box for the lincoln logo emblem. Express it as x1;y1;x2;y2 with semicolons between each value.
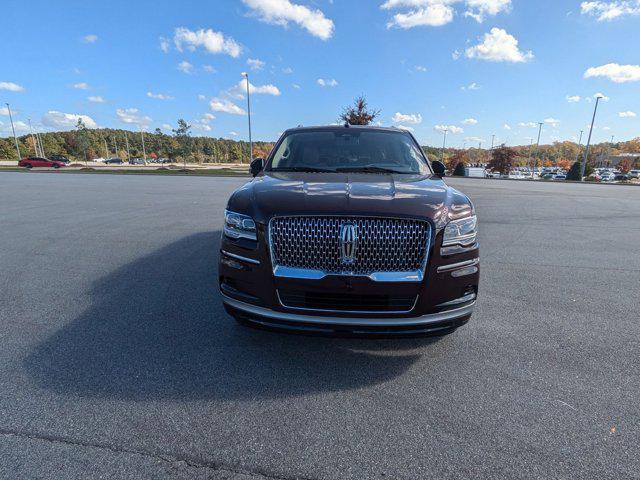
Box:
339;223;358;264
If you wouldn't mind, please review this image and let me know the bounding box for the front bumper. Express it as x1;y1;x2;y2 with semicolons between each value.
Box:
222;293;474;335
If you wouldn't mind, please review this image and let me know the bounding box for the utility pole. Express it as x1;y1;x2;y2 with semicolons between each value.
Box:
532;122;543;178
124;132;131;162
440;128;448;162
27;119;38;156
491;134;495;150
140;128;147;162
103;138;109;158
36;130;45;158
527;138;534;178
5;103;21;160
582;96;601;180
113;136;118;158
241;72;253;163
478;141;482;165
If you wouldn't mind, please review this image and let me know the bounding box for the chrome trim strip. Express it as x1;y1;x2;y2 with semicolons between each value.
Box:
267;215;433;283
221;250;260;265
276;290;419;314
222;294;475;327
436;257;479;273
272;265;424;282
437;293;477;307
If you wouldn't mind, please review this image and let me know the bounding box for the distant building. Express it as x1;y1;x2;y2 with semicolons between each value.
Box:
596;153;640;168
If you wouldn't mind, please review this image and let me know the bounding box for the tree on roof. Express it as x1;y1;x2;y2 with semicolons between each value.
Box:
339;96;380;126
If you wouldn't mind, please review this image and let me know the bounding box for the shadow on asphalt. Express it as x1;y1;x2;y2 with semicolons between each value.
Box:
24;232;438;400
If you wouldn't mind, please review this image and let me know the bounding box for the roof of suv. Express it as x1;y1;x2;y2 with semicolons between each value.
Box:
282;125;414;135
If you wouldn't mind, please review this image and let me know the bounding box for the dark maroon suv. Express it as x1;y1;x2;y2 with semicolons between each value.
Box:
219;125;479;336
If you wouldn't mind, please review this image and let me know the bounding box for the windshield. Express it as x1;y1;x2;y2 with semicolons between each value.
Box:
267;130;430;174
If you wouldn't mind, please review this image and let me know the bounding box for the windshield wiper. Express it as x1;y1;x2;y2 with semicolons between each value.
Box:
335;165;406;174
270;167;336;173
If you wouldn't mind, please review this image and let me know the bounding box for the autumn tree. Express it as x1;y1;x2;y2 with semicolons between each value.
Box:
487;145;517;174
556;158;571;170
445;150;469;172
617;158;632;173
339;96;380;125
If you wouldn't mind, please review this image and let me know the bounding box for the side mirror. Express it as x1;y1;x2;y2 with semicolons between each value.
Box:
250;157;264;177
431;160;446;178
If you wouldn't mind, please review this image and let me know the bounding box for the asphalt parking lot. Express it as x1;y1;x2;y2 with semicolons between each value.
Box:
0;172;639;479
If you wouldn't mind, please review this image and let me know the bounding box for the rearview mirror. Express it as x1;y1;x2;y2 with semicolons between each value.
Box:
250;157;264;177
431;160;446;178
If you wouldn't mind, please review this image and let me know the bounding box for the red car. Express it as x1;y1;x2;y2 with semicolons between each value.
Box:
18;157;66;169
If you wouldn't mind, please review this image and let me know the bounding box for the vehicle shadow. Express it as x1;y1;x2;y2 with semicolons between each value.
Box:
24;231;438;401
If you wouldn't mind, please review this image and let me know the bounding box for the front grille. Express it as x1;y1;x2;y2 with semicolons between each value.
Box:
269;216;430;275
278;290;417;312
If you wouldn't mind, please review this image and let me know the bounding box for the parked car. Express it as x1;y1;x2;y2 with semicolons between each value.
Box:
104;157;124;165
129;158;146;165
219;125;479;336
18;157;66;169
600;172;615;182
627;170;639;179
48;155;70;164
553;174;567;181
614;173;629;182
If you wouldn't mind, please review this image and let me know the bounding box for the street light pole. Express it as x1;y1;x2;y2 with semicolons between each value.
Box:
440;128;448;162
27;119;38;156
532;122;543;178
241;72;253;163
491;134;495;150
5;103;21;160
140;128;147;162
124;132;131;162
582;96;601;180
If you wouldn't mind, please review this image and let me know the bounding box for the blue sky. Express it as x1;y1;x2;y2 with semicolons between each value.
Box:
2;0;639;147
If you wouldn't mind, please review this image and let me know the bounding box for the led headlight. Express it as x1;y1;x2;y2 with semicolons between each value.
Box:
442;215;477;247
224;210;257;241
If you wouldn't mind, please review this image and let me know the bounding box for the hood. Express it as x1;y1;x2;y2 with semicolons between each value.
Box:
228;172;473;230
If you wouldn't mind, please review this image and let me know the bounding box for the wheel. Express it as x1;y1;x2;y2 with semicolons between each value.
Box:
53;164;60;169
24;164;33;169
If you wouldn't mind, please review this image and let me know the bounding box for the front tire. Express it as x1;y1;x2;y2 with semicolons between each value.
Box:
24;164;33;169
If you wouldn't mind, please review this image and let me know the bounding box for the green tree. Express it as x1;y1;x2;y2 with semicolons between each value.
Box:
566;161;582;181
172;119;192;167
75;118;91;164
339;96;380;125
453;162;466;176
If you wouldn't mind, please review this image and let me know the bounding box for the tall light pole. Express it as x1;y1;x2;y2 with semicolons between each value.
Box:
27;119;39;156
36;129;45;158
241;72;253;163
532;122;543;178
440;128;448;162
103;138;109;158
582;96;601;180
140;128;147;162
527;138;534;178
125;132;131;162
5;103;21;160
491;134;495;150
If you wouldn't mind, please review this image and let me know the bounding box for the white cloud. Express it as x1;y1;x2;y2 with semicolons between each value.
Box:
465;136;484;143
83;34;98;43
0;106;17;115
462;117;478;125
566;95;581;102
193;113;216;132
461;82;481;90
0;82;25;92
518;122;538;128
386;3;455;28
452;49;461;60
210;98;246;115
147;92;174;100
292;83;301;89
395;125;415;131
619;110;637;117
42;111;98;130
584;63;640;83
317;78;338;87
227;79;281;99
503;123;511;130
173;27;242;57
116;108;152;129
464;0;512;22
247;58;266;70
544;117;560;127
594;92;610;101
242;0;334;40
203;65;217;73
73;82;90;90
282;67;294;74
177;60;194;74
434;124;464;134
159;37;170;53
465;28;533;62
229;131;239;136
161;124;172;131
581;1;640;21
392;112;422;124
414;65;428;72
198;94;206;101
382;0;511;28
88;96;106;103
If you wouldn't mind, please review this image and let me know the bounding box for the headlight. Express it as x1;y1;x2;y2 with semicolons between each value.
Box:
224;210;257;241
442;215;477;247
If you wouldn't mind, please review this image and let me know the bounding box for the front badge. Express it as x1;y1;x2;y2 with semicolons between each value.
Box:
339;223;358;264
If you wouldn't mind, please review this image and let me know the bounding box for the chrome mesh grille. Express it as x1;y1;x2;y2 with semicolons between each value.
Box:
269;216;430;275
